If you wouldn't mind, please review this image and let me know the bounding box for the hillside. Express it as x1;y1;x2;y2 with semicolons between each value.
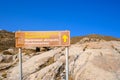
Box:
71;34;120;44
0;30;15;51
0;30;120;51
0;30;120;80
1;40;120;80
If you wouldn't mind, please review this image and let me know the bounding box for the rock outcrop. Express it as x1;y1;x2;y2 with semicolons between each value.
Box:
4;41;120;80
0;31;120;80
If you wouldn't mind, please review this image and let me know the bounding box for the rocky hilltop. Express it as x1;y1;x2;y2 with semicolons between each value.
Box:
0;30;120;80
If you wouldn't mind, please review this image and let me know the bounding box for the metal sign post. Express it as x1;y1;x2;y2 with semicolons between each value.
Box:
66;47;69;80
15;31;70;80
19;48;22;80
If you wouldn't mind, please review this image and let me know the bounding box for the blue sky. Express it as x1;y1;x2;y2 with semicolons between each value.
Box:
0;0;120;37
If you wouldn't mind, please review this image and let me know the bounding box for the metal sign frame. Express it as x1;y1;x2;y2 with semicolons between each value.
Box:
15;31;70;47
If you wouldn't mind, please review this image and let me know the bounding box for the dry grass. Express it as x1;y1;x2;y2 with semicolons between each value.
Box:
0;30;15;51
71;34;120;44
1;72;7;78
69;76;73;80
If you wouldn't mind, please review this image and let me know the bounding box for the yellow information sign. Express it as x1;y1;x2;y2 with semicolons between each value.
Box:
15;31;70;47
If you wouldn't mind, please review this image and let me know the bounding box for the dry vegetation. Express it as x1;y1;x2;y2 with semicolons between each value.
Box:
0;30;15;51
71;34;120;44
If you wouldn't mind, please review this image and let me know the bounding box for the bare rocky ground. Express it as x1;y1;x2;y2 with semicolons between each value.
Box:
0;30;120;80
0;40;120;80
